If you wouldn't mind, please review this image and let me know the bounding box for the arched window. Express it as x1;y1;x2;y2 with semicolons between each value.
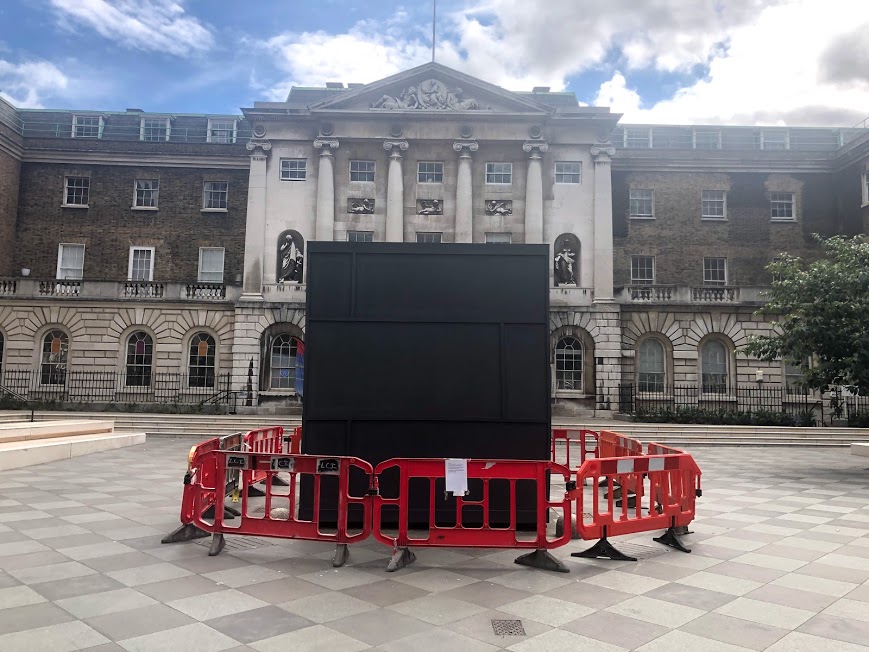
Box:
701;339;729;393
126;332;153;387
188;333;216;388
638;339;665;393
270;334;299;390
555;337;583;390
41;330;69;386
0;332;4;375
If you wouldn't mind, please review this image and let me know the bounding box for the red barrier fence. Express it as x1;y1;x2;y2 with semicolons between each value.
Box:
551;428;598;467
372;458;574;572
598;430;644;459
242;427;286;497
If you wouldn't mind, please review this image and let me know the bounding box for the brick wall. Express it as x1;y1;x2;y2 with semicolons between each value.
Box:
0;150;20;278
14;163;249;281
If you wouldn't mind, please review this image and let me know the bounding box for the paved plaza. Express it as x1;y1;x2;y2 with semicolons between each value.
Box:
0;439;868;651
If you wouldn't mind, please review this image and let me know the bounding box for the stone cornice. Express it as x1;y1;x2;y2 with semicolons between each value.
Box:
20;150;250;169
0;132;24;160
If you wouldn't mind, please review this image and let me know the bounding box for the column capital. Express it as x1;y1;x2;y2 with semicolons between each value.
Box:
314;138;339;154
383;139;409;153
522;140;549;157
453;140;479;155
591;145;616;163
246;139;272;160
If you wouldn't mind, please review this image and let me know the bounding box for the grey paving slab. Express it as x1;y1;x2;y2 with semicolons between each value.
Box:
204;605;314;644
85;603;197;641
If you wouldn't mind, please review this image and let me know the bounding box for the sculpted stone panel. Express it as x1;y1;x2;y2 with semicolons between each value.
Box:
348;198;375;214
371;79;491;111
485;200;512;216
417;199;443;215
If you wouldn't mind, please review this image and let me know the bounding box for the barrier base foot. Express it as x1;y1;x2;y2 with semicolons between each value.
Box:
572;537;637;562
333;544;349;568
514;549;570;573
673;525;693;536
247;484;266;498
271;475;290;487
208;533;225;557
554;515;580;540
202;505;237;521
161;523;210;544
654;527;691;553
224;504;241;517
386;547;416;572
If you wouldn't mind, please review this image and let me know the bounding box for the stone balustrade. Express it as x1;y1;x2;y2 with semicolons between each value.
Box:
618;285;765;305
0;278;240;302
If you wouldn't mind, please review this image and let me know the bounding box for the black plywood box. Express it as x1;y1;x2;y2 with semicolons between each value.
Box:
301;242;551;526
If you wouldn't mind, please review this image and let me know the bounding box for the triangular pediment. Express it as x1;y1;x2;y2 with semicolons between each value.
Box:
308;62;553;115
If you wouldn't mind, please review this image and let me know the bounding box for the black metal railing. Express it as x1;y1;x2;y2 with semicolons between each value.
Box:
845;394;869;427
619;383;822;426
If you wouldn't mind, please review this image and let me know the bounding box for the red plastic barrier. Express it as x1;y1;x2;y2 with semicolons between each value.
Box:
647;442;702;509
598;430;643;459
191;450;374;547
242;426;285;488
551;428;598;467
288;426;302;455
372;458;573;550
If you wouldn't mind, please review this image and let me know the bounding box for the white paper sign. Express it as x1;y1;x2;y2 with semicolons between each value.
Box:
445;459;468;495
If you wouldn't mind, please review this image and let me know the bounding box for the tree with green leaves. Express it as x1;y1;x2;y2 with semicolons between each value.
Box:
745;235;869;397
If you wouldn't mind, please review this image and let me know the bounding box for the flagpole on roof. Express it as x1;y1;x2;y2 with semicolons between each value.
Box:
432;0;436;62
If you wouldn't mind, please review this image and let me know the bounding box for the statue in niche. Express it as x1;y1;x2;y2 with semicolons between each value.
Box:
277;230;304;283
370;79;491;111
553;233;580;286
485;200;512;216
417;199;443;215
348;198;374;214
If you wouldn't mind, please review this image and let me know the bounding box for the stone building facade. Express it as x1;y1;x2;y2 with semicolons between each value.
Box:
0;64;867;418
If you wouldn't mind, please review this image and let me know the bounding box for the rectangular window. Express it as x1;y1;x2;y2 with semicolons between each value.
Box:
693;129;721;150
347;230;373;243
56;244;85;280
760;129;789;150
630;255;655;285
198;247;225;283
485;232;512;244
770;192;795;220
207;118;237;144
555;161;581;184
485;162;512;184
629;189;654;218
72;115;102;138
416;232;442;243
349;160;375;182
701;190;726;219
861;171;869;206
203;181;229;210
64;176;90;206
418;161;443;183
784;361;807;395
624;127;652;148
128;247;155;281
703;257;728;285
140;117;170;141
133;179;159;208
280;158;307;181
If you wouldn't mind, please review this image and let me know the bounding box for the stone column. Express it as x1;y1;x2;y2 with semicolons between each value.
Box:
591;146;616;302
241;140;271;298
453;140;478;243
313;138;339;241
383;140;409;242
523;140;548;244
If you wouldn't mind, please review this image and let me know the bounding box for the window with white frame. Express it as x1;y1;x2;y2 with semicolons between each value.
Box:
198;247;225;283
133;179;159;208
555;337;583;391
624;127;652;148
861;171;869;206
784;360;808;395
203;181;228;210
64;176;90;206
72;115;102;138
207;118;237;144
701;190;726;219
416;232;442;243
555;161;581;184
140;117;170;141
703;257;728;285
347;230;373;243
270;334;299;390
485;162;512;184
40;330;69;386
701;339;729;394
630;255;655;285
629;189;654;218
760;129;789;150
125;331;153;387
693;129;721;150
56;244;85;280
770;192;795;220
188;333;216;388
128;247;155;281
638;338;666;393
485;232;512;243
349;160;375;182
418;161;443;183
280;158;306;181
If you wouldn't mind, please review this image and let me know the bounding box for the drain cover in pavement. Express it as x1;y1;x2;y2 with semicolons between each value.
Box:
613;541;669;559
194;536;274;551
492;620;526;636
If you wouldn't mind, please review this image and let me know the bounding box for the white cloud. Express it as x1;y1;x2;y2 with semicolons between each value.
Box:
0;59;69;108
50;0;214;57
593;72;641;117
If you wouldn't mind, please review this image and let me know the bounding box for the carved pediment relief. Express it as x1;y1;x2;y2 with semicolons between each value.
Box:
370;79;491;111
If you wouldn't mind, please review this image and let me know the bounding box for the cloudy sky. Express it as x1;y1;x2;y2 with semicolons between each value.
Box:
0;0;867;126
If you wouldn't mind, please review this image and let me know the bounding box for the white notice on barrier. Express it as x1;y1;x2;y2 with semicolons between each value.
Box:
445;458;468;495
